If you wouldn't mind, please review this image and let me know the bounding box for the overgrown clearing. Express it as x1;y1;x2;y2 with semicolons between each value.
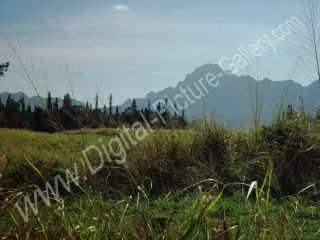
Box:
1;118;320;239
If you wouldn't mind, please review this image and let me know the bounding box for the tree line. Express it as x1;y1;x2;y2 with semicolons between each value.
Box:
0;92;188;132
0;61;187;132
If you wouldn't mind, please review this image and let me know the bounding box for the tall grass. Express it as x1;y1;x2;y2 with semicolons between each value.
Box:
1;117;320;239
1;158;318;239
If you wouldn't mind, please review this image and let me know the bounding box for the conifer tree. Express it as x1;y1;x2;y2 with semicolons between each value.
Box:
85;101;89;110
162;97;170;124
6;94;12;106
131;98;137;121
156;102;161;112
144;100;151;122
53;98;59;111
182;103;185;118
164;97;168;110
27;105;32;113
109;93;113;116
63;93;72;110
95;94;99;110
5;94;20;128
103;104;107;115
47;92;52;111
115;106;119;122
174;101;178;119
19;94;25;112
148;100;151;111
115;106;119;115
132;98;137;112
317;108;320;119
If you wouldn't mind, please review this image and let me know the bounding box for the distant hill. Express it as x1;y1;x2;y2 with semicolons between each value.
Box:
1;63;319;127
0;92;84;110
118;63;320;127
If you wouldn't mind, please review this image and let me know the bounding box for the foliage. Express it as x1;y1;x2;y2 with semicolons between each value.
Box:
0;92;188;132
1;114;320;238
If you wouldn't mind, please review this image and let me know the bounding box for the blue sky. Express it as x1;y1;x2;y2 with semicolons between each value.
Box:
0;0;314;105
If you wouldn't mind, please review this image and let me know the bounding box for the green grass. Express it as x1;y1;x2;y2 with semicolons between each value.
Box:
1;119;320;239
1;190;319;239
0;128;110;165
0;128;112;191
64;132;112;146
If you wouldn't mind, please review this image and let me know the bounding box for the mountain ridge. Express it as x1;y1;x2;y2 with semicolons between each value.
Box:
0;92;84;110
1;63;319;127
118;63;320;127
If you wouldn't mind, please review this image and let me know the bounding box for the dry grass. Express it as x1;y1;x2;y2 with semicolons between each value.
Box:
1;119;320;239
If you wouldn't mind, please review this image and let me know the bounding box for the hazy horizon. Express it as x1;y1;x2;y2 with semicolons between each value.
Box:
0;0;317;105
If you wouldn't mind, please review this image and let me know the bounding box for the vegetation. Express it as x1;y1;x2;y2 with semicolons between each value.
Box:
0;92;187;132
1;1;320;238
1;113;320;239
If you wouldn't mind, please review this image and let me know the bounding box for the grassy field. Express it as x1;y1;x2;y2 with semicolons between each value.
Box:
1;119;320;239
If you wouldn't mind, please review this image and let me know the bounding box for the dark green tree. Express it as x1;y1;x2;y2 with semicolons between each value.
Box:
19;94;25;112
132;98;137;111
317;108;320;119
182;103;185;118
131;98;138;121
86;101;89;111
162;97;170;125
47;92;52;111
103;104;107;115
109;93;113;116
95;94;99;110
63;93;72;110
115;106;119;122
61;93;78;130
83;101;90;127
156;102;161;112
27;105;32;113
6;94;12;106
144;100;151;122
4;94;20;128
148;100;151;111
53;98;59;111
174;101;178;119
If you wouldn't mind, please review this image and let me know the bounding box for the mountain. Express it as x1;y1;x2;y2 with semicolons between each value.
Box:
0;92;84;110
118;63;320;127
1;63;319;128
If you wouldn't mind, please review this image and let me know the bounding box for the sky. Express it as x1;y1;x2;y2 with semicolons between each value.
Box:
0;0;316;105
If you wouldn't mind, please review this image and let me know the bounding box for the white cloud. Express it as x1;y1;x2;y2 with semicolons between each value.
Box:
113;4;128;11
